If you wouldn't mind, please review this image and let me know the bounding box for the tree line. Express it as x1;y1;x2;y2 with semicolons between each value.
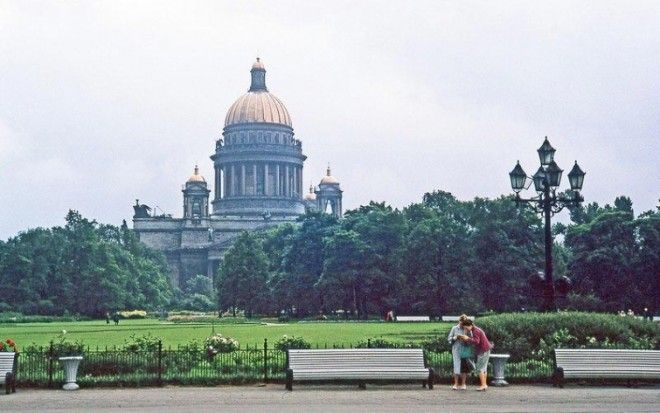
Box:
217;191;659;318
0;211;172;317
1;192;656;319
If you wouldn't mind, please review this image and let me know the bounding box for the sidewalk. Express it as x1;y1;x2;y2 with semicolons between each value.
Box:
2;384;659;413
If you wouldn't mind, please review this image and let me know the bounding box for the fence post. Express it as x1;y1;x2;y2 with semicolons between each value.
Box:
263;338;268;384
367;338;371;348
157;340;162;386
48;341;54;388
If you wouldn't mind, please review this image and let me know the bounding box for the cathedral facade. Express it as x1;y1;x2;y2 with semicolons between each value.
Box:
133;59;342;288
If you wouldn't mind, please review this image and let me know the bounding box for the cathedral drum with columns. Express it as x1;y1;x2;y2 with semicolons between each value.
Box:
132;59;343;288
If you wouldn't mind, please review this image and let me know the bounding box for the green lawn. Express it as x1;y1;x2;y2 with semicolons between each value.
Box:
2;319;451;349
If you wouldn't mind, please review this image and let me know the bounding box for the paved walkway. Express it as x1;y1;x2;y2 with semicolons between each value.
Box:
2;384;659;412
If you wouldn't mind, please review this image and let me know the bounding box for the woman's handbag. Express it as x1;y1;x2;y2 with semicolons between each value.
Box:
460;343;475;359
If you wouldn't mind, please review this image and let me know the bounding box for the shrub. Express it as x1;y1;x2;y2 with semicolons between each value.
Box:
205;334;239;354
274;335;311;351
52;330;85;357
118;310;148;319
123;333;162;352
355;338;415;348
476;311;659;362
421;337;450;353
0;338;17;352
0;312;88;323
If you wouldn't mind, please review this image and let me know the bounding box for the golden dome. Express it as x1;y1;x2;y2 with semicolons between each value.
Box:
320;166;339;185
304;185;317;201
187;165;205;183
224;58;292;128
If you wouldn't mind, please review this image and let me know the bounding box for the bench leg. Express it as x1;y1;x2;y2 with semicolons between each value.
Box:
427;368;434;389
5;372;11;395
552;367;564;388
285;369;293;391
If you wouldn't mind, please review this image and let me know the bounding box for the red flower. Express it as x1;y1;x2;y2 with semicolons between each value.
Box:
6;339;15;347
0;342;5;351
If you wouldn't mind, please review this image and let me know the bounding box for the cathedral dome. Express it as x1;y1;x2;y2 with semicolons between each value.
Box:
224;58;292;128
320;166;339;185
304;185;317;201
187;165;205;183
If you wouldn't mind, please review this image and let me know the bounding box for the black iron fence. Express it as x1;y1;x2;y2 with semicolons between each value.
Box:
16;340;553;387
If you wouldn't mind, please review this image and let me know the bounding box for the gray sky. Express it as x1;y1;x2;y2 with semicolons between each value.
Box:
1;1;659;240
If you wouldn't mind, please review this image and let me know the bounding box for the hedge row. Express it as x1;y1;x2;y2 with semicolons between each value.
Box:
476;311;659;362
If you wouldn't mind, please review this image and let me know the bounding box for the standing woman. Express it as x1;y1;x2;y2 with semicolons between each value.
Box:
447;314;470;390
458;319;492;391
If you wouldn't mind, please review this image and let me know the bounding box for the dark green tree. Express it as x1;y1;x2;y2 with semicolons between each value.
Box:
216;231;270;317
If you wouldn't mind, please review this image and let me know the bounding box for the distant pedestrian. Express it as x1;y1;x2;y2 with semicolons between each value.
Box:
105;312;110;324
457;319;493;391
112;312;120;325
386;310;394;322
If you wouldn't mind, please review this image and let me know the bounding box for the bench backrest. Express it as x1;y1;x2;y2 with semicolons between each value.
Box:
0;352;16;381
555;349;660;378
287;349;426;371
441;316;475;322
396;316;429;322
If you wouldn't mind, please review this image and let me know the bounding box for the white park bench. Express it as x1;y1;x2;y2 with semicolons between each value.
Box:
285;348;434;390
553;349;660;387
396;316;430;322
0;352;18;394
441;315;475;322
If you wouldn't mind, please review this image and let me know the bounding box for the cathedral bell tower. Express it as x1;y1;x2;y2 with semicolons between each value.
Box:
182;165;210;221
316;165;343;218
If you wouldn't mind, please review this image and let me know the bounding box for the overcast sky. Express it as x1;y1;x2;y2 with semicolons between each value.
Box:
1;1;658;239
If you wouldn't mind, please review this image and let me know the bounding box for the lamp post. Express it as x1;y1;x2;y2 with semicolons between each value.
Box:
509;137;586;311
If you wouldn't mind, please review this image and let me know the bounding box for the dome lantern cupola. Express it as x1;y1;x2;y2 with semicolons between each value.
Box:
249;57;267;92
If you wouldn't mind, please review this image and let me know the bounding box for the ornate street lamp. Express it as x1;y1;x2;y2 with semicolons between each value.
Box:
509;137;586;311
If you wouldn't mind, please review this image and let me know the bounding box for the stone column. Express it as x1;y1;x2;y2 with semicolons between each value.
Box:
292;166;298;196
285;164;290;197
217;168;223;199
275;164;281;196
252;163;257;195
264;163;269;196
241;164;246;196
230;164;235;197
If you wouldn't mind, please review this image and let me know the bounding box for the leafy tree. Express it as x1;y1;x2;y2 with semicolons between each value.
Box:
634;211;660;312
464;196;542;312
565;211;638;311
216;231;270;317
272;212;338;317
340;202;405;316
317;230;371;318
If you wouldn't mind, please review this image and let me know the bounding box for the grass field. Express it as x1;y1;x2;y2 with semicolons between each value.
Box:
1;319;452;349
